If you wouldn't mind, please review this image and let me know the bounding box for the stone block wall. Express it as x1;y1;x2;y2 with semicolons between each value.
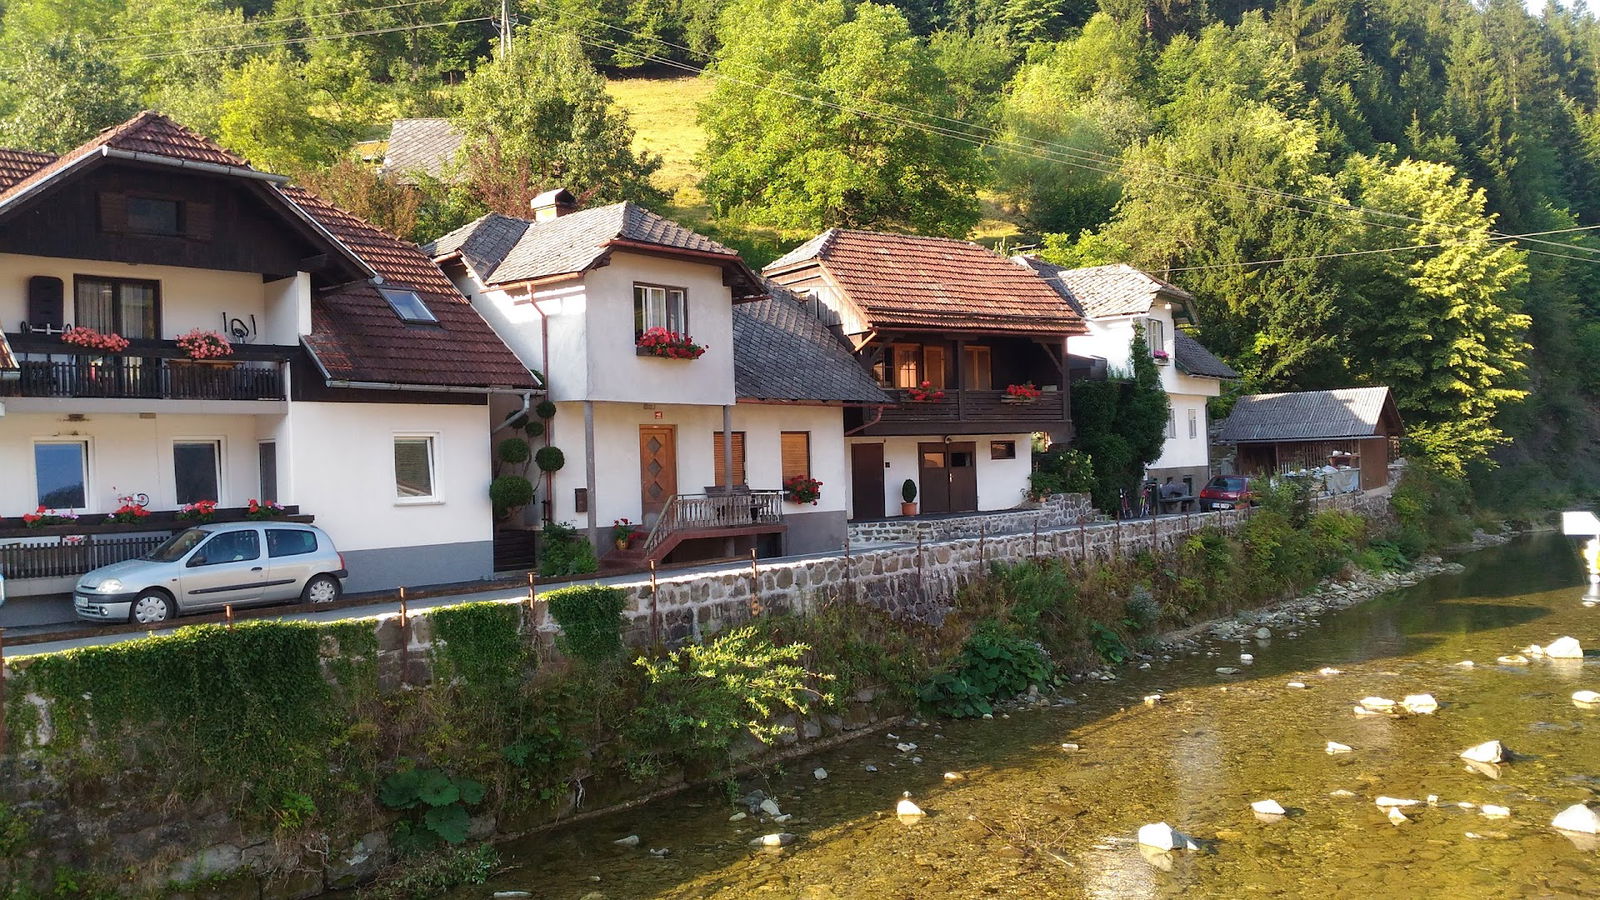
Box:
845;493;1103;546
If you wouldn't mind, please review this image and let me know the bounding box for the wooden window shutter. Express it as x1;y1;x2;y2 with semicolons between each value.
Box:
98;191;128;233
780;432;810;480
713;432;746;486
185;202;214;240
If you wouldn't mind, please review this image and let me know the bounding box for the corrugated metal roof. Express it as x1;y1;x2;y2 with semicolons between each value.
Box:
1218;387;1397;442
733;283;891;404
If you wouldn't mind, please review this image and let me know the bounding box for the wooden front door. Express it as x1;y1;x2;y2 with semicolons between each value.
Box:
918;441;978;515
850;442;885;520
639;426;678;524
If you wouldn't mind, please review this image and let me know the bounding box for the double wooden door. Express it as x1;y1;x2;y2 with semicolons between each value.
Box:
918;441;977;514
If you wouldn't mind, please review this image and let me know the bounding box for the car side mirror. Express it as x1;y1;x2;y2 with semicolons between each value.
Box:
186;555;207;568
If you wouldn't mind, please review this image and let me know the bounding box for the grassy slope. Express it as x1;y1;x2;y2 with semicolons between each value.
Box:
605;73;1022;266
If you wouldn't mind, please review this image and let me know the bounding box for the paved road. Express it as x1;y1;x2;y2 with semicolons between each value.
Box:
2;545;890;658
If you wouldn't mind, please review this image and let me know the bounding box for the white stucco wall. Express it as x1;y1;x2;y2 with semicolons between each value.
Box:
846;433;1034;519
734;405;847;517
1152;393;1212;470
279;401;493;555
0;253;288;343
0;412;276;516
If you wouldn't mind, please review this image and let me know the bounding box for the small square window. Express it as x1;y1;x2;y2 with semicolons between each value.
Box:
990;440;1016;460
634;284;687;335
381;288;437;324
174;440;222;505
127;196;182;235
395;436;437;500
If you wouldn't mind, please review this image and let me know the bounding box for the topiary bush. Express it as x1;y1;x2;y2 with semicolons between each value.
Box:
489;475;534;517
523;420;545;438
535;400;557;420
496;437;530;466
535;446;566;473
545;584;628;664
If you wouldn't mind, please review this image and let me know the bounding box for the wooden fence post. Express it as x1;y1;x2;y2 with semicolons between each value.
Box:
224;604;234;630
649;560;660;643
843;529;853;605
748;549;762;616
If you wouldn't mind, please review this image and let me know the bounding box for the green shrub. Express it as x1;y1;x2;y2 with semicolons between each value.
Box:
429;602;528;696
1088;621;1129;663
523;419;545;438
535;446;566;472
356;843;498;900
902;478;917;504
917;621;1049;718
535;400;557;419
489;475;534;516
378;767;486;851
496;437;531;466
537;522;598;577
1029;447;1096;499
1122;586;1160;631
545;585;627;664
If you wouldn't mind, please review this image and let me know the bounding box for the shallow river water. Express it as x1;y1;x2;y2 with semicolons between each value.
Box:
470;534;1600;899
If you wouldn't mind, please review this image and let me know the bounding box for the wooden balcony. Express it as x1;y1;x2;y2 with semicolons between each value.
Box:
641;491;785;554
1;334;293;402
851;389;1070;436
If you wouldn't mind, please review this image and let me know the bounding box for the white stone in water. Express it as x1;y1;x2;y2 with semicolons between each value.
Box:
614;834;641;847
1255;627;1273;640
1388;807;1410;825
1375;796;1422;808
759;799;782;817
813;768;828;781
1330;789;1357;798
752;832;797;847
1360;696;1398;712
981;713;994;720
729;812;747;821
1481;805;1511;818
1216;667;1242;675
1455;660;1475;668
1319;667;1343;675
1459;741;1507;764
865;765;878;773
1401;694;1439;714
896;792;925;818
1427;795;1440;806
1572;690;1600;705
1458;801;1476;809
1546;636;1584;659
773;814;792;823
1287;682;1308;689
1143;694;1165;706
1352;706;1383;717
943;771;964;781
1251;799;1286;815
1137;822;1196;851
1524;644;1545;658
1552;804;1600;834
1497;655;1530;666
895;743;917;753
1326;741;1354;754
1060;742;1081;751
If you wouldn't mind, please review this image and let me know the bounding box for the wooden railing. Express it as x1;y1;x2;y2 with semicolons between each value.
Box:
0;534;166;580
876;389;1068;426
642;491;785;554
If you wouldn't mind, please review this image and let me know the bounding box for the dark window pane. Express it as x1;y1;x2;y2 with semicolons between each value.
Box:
127;196;181;235
74;279;115;332
174;441;220;505
34;442;86;508
395;438;434;498
258;442;278;503
198;529;259;564
267;529;317;558
380;288;436;324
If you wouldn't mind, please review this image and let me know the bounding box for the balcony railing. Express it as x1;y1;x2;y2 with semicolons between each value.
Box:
874;389;1068;428
642;490;785;554
1;336;293;401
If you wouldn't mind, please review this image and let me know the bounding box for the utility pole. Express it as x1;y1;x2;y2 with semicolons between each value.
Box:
499;0;512;59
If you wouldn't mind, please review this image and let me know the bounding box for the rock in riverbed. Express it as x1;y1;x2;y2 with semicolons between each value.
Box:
1401;694;1439;714
614;835;640;847
1497;655;1530;666
751;833;797;847
759;799;782;817
1251;799;1286;815
1326;741;1354;754
1552;804;1600;834
1481;805;1511;819
813;768;828;781
1216;667;1241;675
1573;690;1600;706
1375;796;1422;808
1546;636;1584;659
1459;741;1507;764
1360;696;1397;712
1137;822;1198;851
896;792;925;818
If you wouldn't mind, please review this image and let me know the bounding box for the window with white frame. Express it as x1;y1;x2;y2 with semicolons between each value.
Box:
394;435;437;501
633;284;688;335
173;440;222;505
1146;317;1166;358
1188;408;1198;439
1167;409;1177;439
34;440;88;508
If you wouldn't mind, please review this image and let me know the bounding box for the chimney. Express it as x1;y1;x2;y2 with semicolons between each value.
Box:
531;187;577;222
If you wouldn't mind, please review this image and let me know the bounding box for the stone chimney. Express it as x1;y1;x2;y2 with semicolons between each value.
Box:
531;187;577;222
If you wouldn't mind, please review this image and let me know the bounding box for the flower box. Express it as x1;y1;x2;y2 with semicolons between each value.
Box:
636;328;707;360
905;381;947;403
783;475;823;505
1003;382;1042;404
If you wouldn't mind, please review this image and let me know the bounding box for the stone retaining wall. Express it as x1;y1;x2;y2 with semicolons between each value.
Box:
845;493;1103;545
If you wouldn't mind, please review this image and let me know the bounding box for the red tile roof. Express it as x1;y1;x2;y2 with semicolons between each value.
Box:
0;111;537;391
766;229;1085;335
0;148;54;191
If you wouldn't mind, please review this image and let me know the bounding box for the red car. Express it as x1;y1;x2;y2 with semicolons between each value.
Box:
1199;475;1256;511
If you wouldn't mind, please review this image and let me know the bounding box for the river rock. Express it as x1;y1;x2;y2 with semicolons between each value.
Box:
494;893;534;899
1497;655;1530;666
729;812;747;821
1552;804;1600;834
1481;805;1511;818
1459;741;1507;764
1360;696;1398;712
1546;636;1584;659
1326;741;1354;754
1330;789;1357;798
813;768;828;781
896;792;925;818
1143;694;1165;706
1287;681;1308;689
865;765;878;773
1388;807;1410;825
1455;660;1475;668
1375;796;1421;808
614;835;640;847
896;742;917;753
943;771;964;781
1251;799;1286;815
1216;667;1241;675
1524;644;1546;657
752;833;797;847
1352;706;1383;717
759;799;782;817
1319;667;1343;675
1240;654;1254;663
1060;743;1080;751
1401;694;1439;714
1137;822;1198;851
1255;627;1273;640
1573;690;1600;706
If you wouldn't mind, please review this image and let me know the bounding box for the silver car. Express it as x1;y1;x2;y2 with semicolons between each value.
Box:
74;522;348;625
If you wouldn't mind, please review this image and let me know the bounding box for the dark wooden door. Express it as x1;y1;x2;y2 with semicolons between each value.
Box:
639;426;678;524
918;443;951;514
948;442;978;512
850;442;885;520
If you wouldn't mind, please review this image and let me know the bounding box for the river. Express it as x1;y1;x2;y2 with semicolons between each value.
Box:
468;534;1600;898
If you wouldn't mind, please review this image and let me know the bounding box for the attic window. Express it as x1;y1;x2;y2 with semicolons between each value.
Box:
127;196;182;235
381;287;437;324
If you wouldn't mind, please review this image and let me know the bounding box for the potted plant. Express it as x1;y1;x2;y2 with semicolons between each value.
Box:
61;327;130;354
21;506;78;528
635;327;707;359
611;518;640;550
177;499;217;522
1004;382;1042;404
176;329;233;361
906;380;946;402
782;475;823;505
901;479;918;516
106;495;151;524
1152;349;1170;364
246;499;287;520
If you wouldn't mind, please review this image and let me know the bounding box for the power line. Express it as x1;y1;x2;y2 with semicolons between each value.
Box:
1161;223;1600;272
86;0;450;48
524;0;1600;256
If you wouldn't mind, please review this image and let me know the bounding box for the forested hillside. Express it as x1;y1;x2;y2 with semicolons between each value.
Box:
3;0;1598;499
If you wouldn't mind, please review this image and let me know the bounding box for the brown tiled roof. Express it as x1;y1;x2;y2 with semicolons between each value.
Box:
733;282;891;404
1018;258;1194;319
0;148;54;191
382;118;461;181
1218;387;1399;443
767;230;1085;335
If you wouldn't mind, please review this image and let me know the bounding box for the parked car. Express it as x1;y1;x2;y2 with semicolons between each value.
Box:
74;522;347;625
1199;475;1257;511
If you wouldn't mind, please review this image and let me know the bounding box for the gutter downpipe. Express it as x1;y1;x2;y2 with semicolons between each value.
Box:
530;291;556;523
845;405;888;437
322;380;535;395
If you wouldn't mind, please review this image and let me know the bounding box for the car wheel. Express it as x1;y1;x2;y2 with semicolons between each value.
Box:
302;574;342;605
130;589;174;625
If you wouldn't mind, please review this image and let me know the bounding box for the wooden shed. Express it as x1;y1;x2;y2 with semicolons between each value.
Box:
1217;387;1403;490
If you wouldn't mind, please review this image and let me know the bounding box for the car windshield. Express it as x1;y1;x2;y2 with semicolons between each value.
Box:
144;528;208;562
1209;477;1249;492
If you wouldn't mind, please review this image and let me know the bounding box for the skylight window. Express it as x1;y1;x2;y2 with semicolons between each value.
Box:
380;287;437;324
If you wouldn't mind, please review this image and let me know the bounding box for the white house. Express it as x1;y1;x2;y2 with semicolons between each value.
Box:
426;193;887;564
1016;259;1238;492
766;230;1086;520
0;112;539;611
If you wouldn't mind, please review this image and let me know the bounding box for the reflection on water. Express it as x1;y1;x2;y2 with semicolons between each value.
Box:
469;535;1600;899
